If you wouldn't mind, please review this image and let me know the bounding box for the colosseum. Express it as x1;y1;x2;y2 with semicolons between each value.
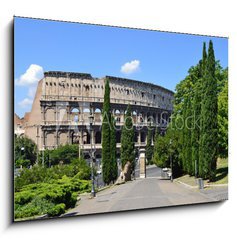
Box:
19;71;174;159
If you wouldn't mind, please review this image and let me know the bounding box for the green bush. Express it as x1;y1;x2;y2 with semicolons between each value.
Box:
15;158;91;191
14;135;37;167
14;176;91;219
47;203;66;217
15;197;55;219
39;144;79;165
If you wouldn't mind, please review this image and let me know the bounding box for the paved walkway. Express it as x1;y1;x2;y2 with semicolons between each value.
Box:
63;176;222;217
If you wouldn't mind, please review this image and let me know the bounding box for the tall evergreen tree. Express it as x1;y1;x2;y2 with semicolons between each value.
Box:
218;77;228;158
146;123;153;165
110;115;118;183
191;61;202;177
199;40;218;181
184;96;193;175
121;105;135;172
102;78;111;184
199;42;207;177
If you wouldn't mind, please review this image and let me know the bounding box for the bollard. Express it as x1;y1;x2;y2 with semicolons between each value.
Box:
197;178;204;189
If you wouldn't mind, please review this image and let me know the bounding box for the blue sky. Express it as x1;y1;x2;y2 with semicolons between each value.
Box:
14;17;228;118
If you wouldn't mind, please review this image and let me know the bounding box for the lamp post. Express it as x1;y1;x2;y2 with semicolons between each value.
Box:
169;139;173;182
89;109;96;198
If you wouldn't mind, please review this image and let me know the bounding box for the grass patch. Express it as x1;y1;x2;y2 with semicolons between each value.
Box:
175;158;228;186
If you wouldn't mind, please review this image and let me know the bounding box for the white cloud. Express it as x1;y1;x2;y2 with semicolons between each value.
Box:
121;60;140;74
18;98;33;108
16;64;44;86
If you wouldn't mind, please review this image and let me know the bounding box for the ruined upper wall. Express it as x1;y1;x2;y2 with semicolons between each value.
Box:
42;71;174;111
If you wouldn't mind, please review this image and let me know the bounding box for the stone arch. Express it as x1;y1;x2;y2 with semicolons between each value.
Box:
132;110;137;123
46;132;55;147
114;109;121;123
94;108;102;122
46;108;55;121
71;108;80;122
82;107;90;121
57;108;67;121
58;132;68;145
138;112;145;123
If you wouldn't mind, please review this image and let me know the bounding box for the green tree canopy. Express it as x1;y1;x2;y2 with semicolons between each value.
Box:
15;135;37;167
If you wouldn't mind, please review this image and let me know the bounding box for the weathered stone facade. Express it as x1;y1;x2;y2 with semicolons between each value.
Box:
23;71;174;158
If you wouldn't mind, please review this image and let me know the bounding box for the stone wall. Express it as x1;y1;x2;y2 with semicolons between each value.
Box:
23;71;174;153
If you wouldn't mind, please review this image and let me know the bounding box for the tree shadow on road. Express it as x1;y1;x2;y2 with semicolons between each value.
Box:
214;166;228;182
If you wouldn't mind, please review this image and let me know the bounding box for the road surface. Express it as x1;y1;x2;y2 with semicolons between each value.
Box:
63;165;226;217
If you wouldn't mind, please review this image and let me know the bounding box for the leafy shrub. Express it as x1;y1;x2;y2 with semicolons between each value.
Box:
47;203;66;217
15;197;55;219
40;144;79;165
15;158;91;191
14;135;37;167
14;176;91;219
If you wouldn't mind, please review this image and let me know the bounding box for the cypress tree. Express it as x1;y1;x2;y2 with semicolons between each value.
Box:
121;105;135;172
102;78;111;184
110;115;118;183
182;96;192;174
185;96;193;175
191;61;202;177
199;42;207;177
199;40;218;181
146;123;153;165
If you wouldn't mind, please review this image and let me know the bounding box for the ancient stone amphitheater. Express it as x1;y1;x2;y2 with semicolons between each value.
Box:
22;71;174;159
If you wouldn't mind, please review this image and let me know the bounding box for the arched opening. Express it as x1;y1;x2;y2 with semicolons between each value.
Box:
153;113;156;123
115;110;121;123
134;131;139;143
71;108;80;122
132;110;137;124
94;108;102;122
83;108;90;121
141;131;146;143
95;131;102;144
139;112;145;123
72;131;80;144
83;131;91;144
116;131;121;143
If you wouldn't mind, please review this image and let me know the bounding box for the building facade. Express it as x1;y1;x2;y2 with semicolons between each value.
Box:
22;71;174;158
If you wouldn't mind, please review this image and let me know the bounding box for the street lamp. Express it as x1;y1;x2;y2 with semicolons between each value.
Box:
89;109;96;198
169;139;173;182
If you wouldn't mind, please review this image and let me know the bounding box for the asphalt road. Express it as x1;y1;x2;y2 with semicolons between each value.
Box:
63;165;223;217
95;164;162;188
